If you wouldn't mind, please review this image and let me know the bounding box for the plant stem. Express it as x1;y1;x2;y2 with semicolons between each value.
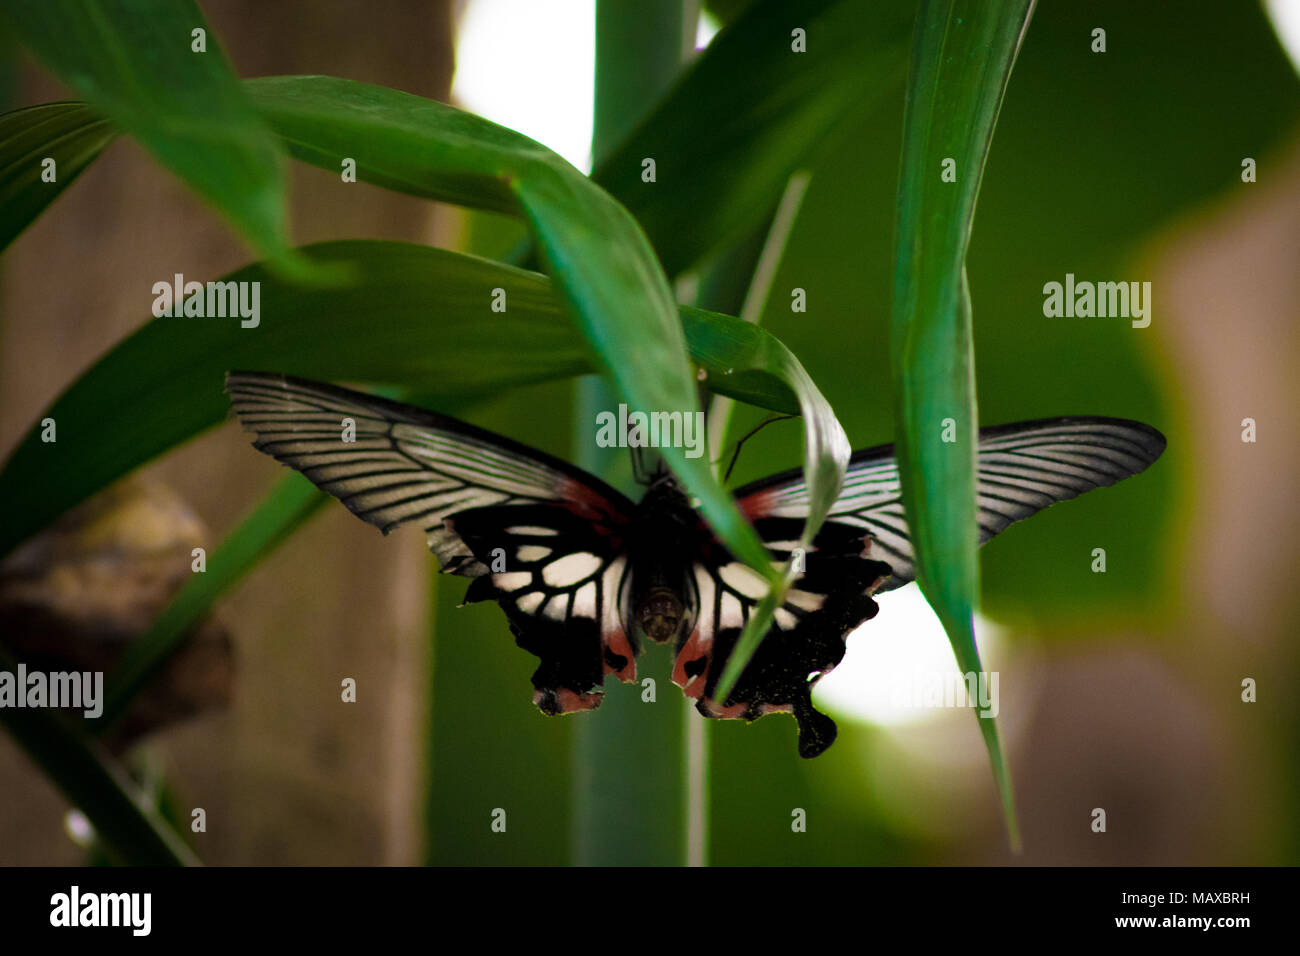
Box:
571;0;696;867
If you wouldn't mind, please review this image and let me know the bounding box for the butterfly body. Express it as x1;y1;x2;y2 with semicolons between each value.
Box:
226;371;1165;758
624;477;697;645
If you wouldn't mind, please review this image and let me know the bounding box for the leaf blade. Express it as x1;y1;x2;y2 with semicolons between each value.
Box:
244;75;780;578
0;0;313;277
891;0;1036;848
0;102;116;252
0;241;809;561
593;0;914;276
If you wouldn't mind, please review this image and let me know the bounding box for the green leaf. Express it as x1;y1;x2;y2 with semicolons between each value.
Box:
0;0;317;279
242;75;777;577
515;169;774;577
891;0;1035;849
697;170;819;706
98;473;327;729
243;75;545;212
706;315;850;702
0;647;197;865
0;30;884;577
0;241;811;561
0;102;115;252
592;0;914;276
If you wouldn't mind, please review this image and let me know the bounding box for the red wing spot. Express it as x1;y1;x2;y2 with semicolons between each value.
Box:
534;687;604;714
738;489;776;522
603;628;637;683
699;698;748;720
671;630;710;697
559;477;627;543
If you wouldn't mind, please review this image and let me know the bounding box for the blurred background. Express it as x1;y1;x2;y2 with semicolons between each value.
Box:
1;0;1297;865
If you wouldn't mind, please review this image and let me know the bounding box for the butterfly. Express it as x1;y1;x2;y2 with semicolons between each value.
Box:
225;371;1165;758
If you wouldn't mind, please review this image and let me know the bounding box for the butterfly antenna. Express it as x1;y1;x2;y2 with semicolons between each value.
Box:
722;414;796;484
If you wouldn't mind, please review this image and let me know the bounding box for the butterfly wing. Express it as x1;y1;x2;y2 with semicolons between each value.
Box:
672;520;892;758
678;416;1166;757
736;416;1168;591
453;505;636;713
225;371;638;712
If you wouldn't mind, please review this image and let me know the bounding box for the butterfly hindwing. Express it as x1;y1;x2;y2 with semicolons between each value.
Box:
672;517;892;758
452;503;637;713
225;371;638;715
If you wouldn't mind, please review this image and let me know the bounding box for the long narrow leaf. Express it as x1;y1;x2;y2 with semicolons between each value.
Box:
0;0;317;278
0;241;815;562
1;0;914;283
891;0;1035;848
0;102;116;252
595;0;913;276
0;31;886;580
708;321;849;703
243;74;775;578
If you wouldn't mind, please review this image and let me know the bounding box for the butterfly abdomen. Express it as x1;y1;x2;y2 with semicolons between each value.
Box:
626;482;703;645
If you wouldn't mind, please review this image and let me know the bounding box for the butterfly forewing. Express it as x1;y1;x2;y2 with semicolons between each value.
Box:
685;416;1165;754
226;371;638;713
734;416;1167;592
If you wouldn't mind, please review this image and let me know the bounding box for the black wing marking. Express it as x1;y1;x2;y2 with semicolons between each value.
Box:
225;371;638;714
733;416;1167;591
454;503;637;713
672;519;892;758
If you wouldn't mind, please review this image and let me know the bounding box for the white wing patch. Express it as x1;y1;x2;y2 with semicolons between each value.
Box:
572;581;598;619
543;594;570;621
718;562;770;601
601;558;631;637
494;572;532;592
719;591;746;630
515;592;544;614
784;588;825;613
542;552;603;588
